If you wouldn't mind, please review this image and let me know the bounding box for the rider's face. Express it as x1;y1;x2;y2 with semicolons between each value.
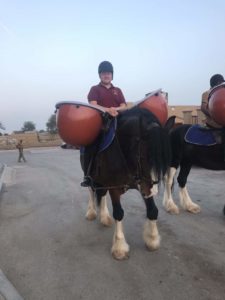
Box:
99;72;113;85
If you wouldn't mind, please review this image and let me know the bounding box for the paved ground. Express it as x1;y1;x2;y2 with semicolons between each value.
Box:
0;147;225;300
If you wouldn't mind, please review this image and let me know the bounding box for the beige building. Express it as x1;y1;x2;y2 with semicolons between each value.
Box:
168;105;205;125
0;131;62;150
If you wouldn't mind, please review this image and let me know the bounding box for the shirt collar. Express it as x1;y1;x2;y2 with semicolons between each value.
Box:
99;82;114;89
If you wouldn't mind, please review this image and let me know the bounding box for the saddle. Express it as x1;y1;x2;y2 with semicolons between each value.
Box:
184;124;222;146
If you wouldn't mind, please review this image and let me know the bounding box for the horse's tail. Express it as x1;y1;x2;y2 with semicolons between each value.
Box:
147;126;171;182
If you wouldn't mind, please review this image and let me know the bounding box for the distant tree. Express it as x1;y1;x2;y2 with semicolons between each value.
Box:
39;129;45;133
21;121;36;131
46;114;58;134
0;122;5;130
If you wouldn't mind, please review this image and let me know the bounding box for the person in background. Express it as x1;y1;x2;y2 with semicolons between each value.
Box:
16;140;27;162
201;74;224;128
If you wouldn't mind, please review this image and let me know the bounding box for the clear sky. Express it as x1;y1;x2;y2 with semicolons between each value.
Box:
1;0;225;133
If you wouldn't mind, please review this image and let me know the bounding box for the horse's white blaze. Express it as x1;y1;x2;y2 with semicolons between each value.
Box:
143;220;161;250
179;186;201;213
111;221;129;260
100;195;113;227
85;188;97;220
163;167;179;214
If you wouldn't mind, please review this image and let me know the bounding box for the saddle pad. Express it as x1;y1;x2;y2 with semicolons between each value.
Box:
80;118;117;154
184;124;217;146
98;118;117;152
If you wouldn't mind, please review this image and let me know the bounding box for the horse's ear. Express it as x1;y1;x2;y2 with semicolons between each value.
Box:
164;116;176;132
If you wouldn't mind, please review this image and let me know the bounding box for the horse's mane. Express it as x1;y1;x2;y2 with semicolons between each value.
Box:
119;106;160;126
117;106;161;138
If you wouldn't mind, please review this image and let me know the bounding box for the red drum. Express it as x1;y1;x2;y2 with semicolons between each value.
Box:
208;84;225;126
55;101;104;146
135;89;168;125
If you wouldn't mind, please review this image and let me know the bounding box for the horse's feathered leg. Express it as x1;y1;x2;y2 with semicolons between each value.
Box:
100;195;113;227
112;221;129;260
110;189;129;260
85;188;97;221
86;188;113;226
178;163;201;214
143;195;160;250
163;167;179;214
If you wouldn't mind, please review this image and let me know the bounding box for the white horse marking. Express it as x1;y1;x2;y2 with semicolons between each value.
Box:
179;186;201;213
100;195;113;227
163;167;179;214
111;221;129;260
85;188;97;220
143;220;161;250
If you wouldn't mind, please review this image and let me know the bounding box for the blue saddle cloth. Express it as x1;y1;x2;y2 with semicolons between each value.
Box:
184;124;217;146
98;118;117;152
80;118;117;154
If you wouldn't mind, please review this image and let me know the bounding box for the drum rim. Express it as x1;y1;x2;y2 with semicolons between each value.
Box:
55;101;105;113
209;82;225;99
133;89;163;106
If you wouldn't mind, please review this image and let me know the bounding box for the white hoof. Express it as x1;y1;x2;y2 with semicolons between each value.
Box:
165;200;180;214
179;187;201;214
100;214;114;227
144;233;161;251
86;209;97;221
183;203;201;214
111;239;130;260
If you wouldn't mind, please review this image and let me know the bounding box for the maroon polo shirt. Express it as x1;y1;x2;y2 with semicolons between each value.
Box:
87;83;126;108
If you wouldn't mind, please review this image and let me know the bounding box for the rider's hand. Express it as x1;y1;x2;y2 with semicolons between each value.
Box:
106;107;118;117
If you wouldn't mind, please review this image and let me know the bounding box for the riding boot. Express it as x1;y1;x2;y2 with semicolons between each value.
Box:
80;151;94;187
80;157;94;187
80;122;110;187
80;140;100;187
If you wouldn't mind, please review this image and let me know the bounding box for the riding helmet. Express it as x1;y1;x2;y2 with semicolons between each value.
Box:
210;74;224;88
98;61;113;75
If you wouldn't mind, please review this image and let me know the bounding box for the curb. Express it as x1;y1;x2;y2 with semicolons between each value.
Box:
0;270;23;300
0;166;24;299
0;164;7;194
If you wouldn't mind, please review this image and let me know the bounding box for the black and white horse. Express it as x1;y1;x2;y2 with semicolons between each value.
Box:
81;107;174;259
163;124;225;215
